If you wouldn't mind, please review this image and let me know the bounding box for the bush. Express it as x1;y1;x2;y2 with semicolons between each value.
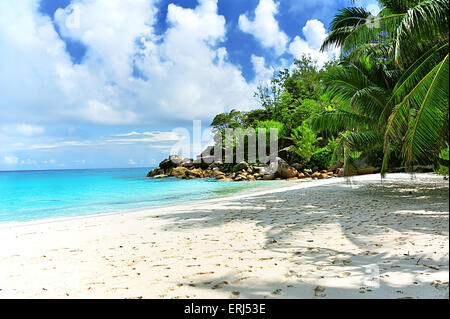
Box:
255;120;287;145
437;147;449;176
306;146;333;170
291;123;317;162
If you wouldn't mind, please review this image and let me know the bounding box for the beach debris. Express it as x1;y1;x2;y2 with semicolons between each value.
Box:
212;281;228;289
313;286;326;297
271;288;282;295
423;264;440;271
337;272;351;278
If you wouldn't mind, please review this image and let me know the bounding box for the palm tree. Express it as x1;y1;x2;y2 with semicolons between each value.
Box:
320;0;449;174
311;55;398;175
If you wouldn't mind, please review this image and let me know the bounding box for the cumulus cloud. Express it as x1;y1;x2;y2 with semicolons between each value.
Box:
251;55;274;86
239;0;288;55
366;3;381;15
41;159;56;165
134;0;255;120
1;124;45;136
54;0;156;81
113;131;185;141
288;19;339;68
3;156;19;165
79;100;137;125
0;0;256;130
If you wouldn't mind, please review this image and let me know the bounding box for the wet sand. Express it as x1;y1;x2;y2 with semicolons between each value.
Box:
0;173;448;299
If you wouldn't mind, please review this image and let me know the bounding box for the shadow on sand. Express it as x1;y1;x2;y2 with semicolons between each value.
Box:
149;175;449;298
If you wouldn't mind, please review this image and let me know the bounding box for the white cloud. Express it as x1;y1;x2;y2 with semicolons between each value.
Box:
3;156;19;164
239;0;288;55
54;0;156;82
29;141;96;150
114;131;143;137
127;159;136;165
288;19;340;68
112;131;185;142
134;0;255;119
78;100;137;125
17;124;45;136
366;3;381;16
0;0;256;130
41;159;56;165
1;124;45;136
108;137;183;143
301;19;327;50
251;55;274;85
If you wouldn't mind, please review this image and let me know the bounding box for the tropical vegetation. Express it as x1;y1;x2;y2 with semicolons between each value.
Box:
210;0;449;176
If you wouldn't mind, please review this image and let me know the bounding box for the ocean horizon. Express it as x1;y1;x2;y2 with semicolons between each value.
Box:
0;167;281;223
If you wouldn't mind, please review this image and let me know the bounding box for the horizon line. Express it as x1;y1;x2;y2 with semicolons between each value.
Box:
0;166;156;173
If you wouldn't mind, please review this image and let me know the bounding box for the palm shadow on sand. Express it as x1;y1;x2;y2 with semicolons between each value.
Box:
147;175;449;298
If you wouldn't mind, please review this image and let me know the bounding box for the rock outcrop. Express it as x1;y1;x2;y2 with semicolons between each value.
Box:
147;149;380;181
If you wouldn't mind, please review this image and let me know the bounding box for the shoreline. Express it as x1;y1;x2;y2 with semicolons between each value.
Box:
0;172;427;229
0;172;448;299
0;175;336;229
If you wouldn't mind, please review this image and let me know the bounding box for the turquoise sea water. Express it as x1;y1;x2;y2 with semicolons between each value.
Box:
0;168;281;223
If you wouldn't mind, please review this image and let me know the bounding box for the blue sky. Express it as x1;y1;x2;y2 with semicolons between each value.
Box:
0;0;381;170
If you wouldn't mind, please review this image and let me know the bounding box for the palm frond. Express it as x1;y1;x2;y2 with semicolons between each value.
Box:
384;54;449;170
311;110;375;133
394;0;449;64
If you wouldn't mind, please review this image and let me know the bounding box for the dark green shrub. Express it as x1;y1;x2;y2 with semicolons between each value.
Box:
306;146;333;170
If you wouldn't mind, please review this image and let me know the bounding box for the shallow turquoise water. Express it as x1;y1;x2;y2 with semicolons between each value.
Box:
0;168;280;223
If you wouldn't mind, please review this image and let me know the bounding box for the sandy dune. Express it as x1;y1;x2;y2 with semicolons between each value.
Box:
0;173;448;299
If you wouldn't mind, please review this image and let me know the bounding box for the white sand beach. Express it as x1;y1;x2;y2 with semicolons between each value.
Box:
0;173;448;299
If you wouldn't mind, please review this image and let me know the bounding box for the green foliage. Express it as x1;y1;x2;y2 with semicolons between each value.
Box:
241;109;269;127
273;94;323;133
256;120;286;144
439;147;449;161
291;123;317;162
211;109;244;131
437;147;449;176
349;151;362;160
209;2;448;176
321;0;449;175
253;55;328;136
307;146;334;170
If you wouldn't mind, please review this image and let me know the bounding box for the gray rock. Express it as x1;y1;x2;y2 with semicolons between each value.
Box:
234;161;249;172
273;157;298;179
262;173;276;180
208;161;223;170
147;168;164;177
181;158;194;168
159;155;182;170
328;160;344;172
